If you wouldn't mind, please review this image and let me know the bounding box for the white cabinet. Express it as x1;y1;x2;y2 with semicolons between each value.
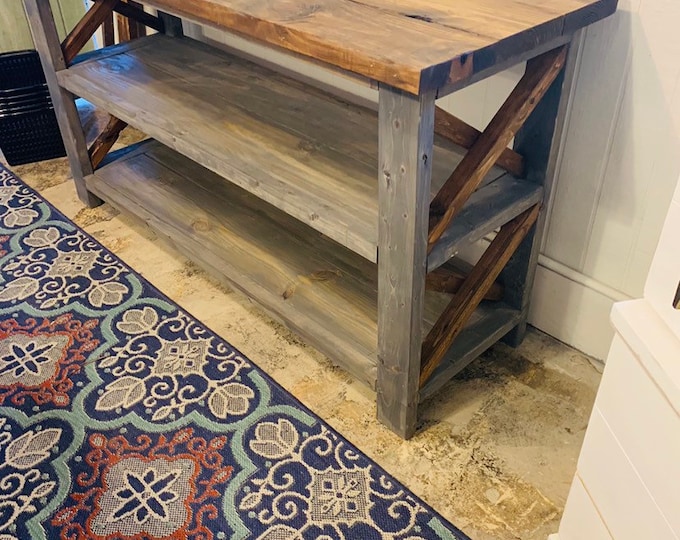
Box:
553;176;680;539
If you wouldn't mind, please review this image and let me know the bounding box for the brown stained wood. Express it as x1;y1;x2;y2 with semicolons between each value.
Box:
427;46;567;253
138;0;616;94
502;32;583;347
61;0;117;65
123;1;151;36
102;12;115;46
426;266;503;301
94;0;164;32
420;204;540;387
116;9;131;42
435;107;524;177
88;116;128;169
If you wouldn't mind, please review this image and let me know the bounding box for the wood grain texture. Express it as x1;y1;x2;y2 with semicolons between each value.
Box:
427;46;567;252
88;115;128;169
376;86;434;438
57;35;503;261
61;0;117;64
427;174;543;272
138;0;618;94
502;33;583;346
419;302;522;401
24;0;101;207
435;106;524;176
420;204;540;387
107;0;164;33
102;10;115;46
426;266;504;301
85;139;488;393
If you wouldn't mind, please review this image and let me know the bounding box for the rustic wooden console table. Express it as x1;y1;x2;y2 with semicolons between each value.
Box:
25;0;617;438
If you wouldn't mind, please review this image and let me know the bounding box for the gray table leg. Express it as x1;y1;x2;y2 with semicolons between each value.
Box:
23;0;101;208
377;85;435;438
502;31;584;346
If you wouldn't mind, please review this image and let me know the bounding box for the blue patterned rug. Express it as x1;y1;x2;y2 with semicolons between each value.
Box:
0;163;469;540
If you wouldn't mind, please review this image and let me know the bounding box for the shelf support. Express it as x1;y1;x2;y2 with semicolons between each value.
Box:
434;107;525;177
114;0;161;37
61;0;117;65
427;46;567;254
426;266;504;301
89;116;128;169
420;204;540;387
501;32;584;346
24;0;102;208
376;85;435;439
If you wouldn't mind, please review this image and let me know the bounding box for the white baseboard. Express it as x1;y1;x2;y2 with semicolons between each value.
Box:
529;260;629;361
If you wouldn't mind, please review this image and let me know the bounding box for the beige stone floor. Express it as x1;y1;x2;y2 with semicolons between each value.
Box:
6;128;603;540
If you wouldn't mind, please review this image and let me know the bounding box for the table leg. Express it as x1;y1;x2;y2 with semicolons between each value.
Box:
502;31;584;346
24;0;101;208
376;85;435;438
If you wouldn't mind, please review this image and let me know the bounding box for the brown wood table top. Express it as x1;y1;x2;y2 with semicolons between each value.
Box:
140;0;617;94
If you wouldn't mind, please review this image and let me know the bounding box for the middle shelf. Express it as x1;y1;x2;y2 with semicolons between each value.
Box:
57;33;538;268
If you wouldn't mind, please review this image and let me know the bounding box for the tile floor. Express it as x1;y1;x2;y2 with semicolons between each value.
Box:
4;123;603;540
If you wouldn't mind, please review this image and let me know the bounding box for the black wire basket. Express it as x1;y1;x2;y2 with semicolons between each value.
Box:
0;50;66;165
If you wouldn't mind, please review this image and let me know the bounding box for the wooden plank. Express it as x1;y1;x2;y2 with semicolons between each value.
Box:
70;32;158;65
137;0;617;94
419;303;522;401
98;0;164;34
57;35;502;262
102;11;115;46
88;115;128;169
158;11;183;37
116;10;131;42
61;0;117;65
427;175;544;272
501;32;584;347
420;204;540;387
426;266;504;301
85;139;460;391
427;46;567;253
376;86;434;438
23;0;101;208
435;106;524;177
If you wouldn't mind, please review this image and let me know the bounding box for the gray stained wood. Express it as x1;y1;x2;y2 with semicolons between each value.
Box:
376;87;434;439
427;46;567;253
420;204;540;387
138;0;617;94
58;34;508;262
501;33;584;347
419;302;522;401
23;0;101;208
87;139;503;391
427;175;543;272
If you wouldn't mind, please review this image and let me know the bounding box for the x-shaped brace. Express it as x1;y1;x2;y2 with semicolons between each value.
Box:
59;0;166;170
420;45;568;387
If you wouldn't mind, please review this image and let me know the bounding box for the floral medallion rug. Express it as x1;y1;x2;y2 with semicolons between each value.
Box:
0;163;469;540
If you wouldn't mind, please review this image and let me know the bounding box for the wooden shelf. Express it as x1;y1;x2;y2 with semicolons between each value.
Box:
87;139;520;388
58;34;508;263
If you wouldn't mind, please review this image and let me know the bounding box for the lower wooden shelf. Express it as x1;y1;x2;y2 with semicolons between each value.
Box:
88;139;520;392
